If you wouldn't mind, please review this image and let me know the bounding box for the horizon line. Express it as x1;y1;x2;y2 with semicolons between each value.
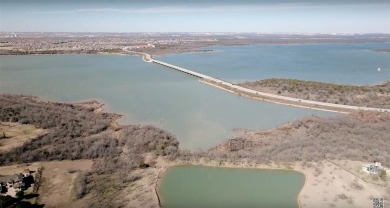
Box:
1;31;390;35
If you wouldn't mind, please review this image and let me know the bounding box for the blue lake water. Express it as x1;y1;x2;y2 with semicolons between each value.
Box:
159;43;390;84
0;54;333;150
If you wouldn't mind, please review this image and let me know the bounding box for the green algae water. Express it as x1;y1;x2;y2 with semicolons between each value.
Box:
158;166;305;208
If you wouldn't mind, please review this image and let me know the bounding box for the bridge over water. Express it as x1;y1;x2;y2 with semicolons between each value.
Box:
123;47;389;113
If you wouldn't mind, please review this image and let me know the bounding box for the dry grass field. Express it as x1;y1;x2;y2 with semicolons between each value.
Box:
0;160;93;207
0;122;48;153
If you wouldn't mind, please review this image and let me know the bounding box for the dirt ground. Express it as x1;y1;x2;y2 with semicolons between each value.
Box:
122;168;161;208
0;122;48;153
0;160;93;207
298;160;388;208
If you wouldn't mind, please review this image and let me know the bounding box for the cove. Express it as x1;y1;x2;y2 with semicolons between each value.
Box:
0;54;333;150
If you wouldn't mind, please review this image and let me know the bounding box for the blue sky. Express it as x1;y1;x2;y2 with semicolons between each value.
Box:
1;0;389;33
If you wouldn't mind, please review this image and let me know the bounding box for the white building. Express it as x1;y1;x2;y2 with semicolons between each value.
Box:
362;162;382;174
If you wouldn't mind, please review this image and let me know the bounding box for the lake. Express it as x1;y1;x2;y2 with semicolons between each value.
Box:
158;165;305;208
159;43;390;84
0;54;334;150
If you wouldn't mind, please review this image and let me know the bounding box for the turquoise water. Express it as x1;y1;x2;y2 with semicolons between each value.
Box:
0;54;332;150
159;43;390;84
158;166;305;208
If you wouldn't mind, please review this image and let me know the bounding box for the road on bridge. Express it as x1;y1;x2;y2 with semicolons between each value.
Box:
122;48;389;114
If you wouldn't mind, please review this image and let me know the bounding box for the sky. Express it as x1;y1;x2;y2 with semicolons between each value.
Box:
0;0;389;33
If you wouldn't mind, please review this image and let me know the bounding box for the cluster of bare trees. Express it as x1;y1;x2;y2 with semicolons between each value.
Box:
65;125;178;207
0;94;114;136
81;124;179;207
0;94;180;207
209;111;390;167
240;78;390;108
0;94;116;164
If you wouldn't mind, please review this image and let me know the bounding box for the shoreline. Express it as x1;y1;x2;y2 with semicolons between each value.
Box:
199;79;350;114
152;158;387;208
154;160;306;208
2;39;390;57
198;79;389;113
130;49;389;114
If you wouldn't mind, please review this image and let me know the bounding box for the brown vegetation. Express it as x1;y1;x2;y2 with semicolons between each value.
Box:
0;122;48;153
2;93;389;207
0;94;179;207
0;94;118;164
210;111;390;167
239;78;390;108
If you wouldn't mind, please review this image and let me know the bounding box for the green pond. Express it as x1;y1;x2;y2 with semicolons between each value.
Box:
158;166;305;208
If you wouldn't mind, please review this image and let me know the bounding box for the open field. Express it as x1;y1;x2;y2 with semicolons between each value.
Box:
0;160;93;207
0;122;48;153
37;160;93;208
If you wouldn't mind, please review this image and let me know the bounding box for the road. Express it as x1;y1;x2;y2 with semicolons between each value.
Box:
123;48;389;113
123;47;152;62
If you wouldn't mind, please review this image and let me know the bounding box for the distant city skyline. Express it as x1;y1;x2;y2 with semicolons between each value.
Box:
1;0;389;33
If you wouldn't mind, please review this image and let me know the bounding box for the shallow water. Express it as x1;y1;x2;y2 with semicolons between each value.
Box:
158;165;305;208
159;43;390;84
1;54;332;150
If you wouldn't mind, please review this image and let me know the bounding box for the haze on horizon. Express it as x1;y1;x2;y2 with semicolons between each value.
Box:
0;0;389;34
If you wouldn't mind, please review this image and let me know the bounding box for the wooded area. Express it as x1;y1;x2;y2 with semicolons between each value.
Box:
0;94;179;207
